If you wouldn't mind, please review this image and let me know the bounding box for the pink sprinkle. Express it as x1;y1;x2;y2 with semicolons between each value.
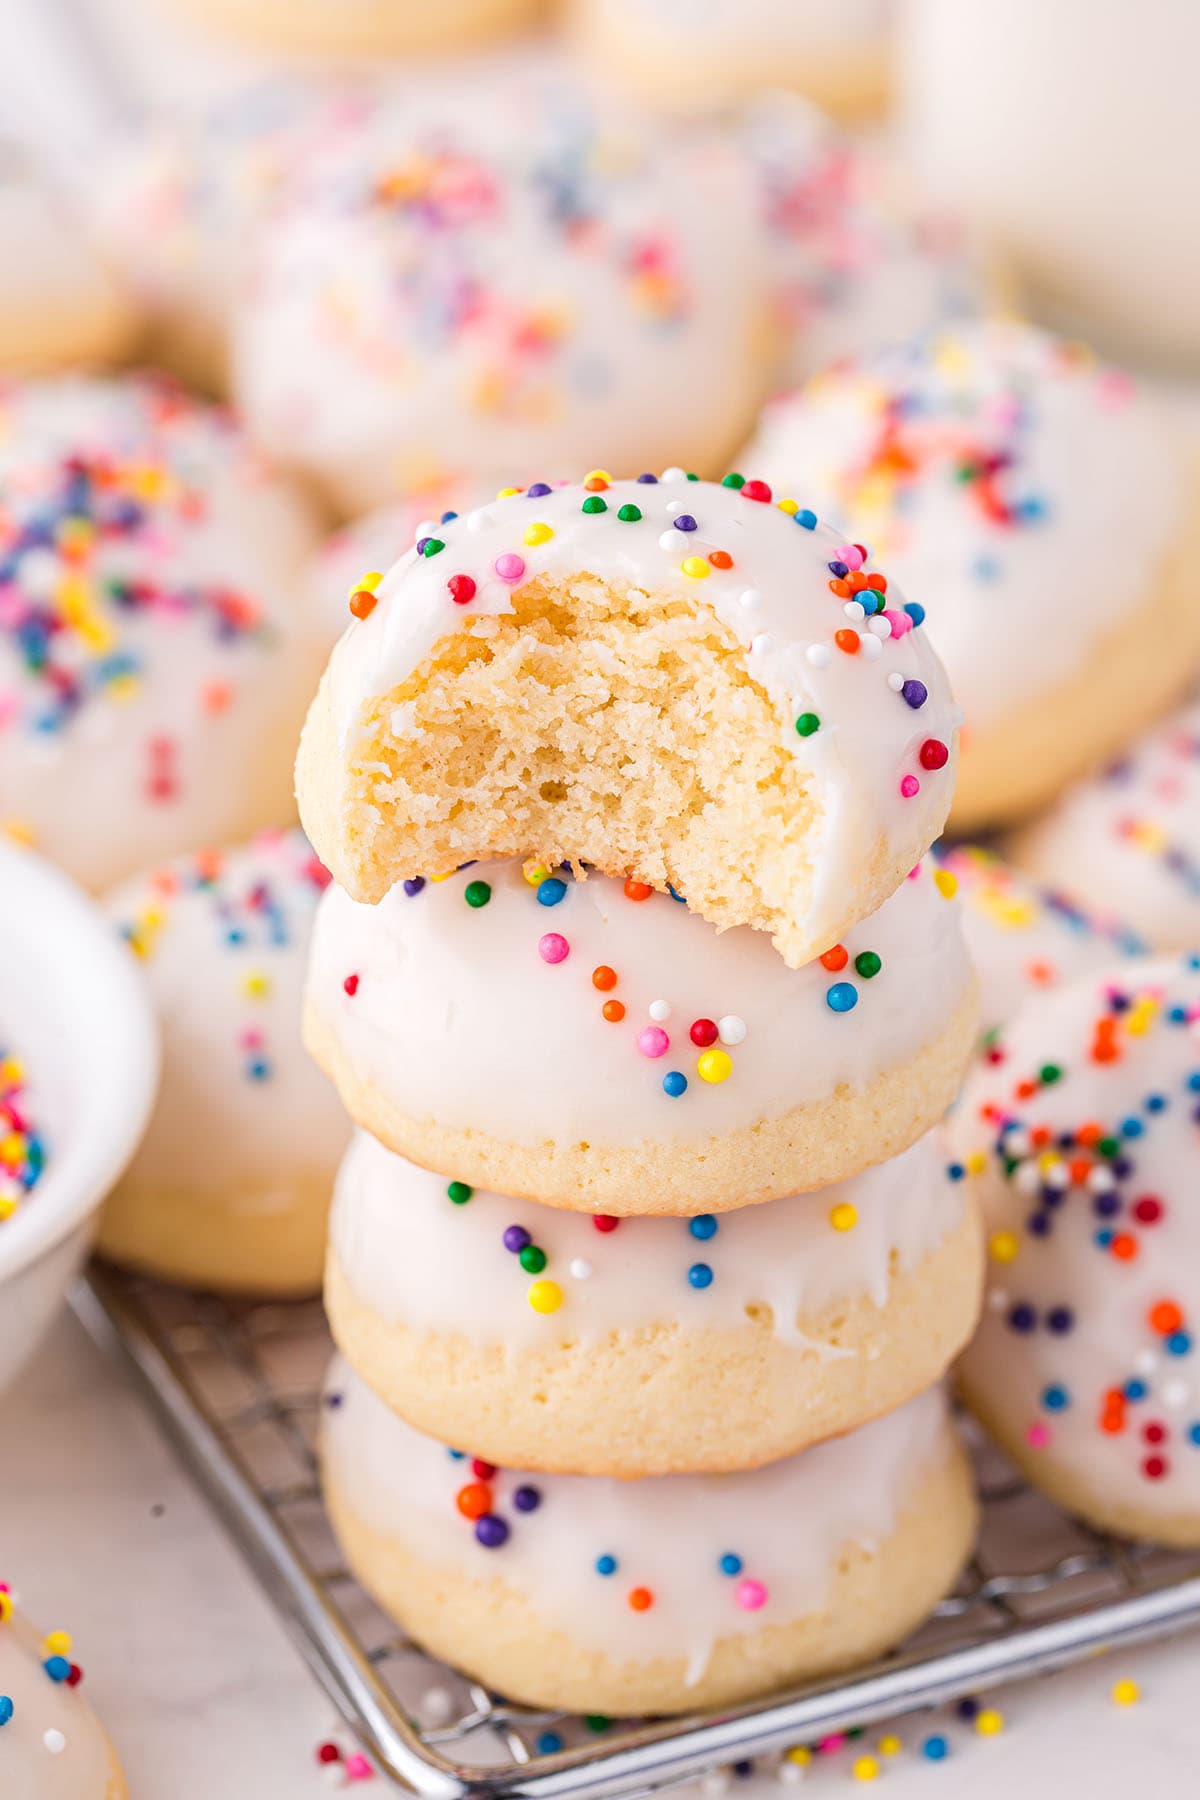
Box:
1027;1421;1052;1449
882;607;911;637
494;552;526;582
238;1027;264;1050
818;1735;846;1756
900;774;920;798
835;544;864;571
637;1026;670;1059
344;1752;375;1781
538;932;570;965
735;1578;768;1612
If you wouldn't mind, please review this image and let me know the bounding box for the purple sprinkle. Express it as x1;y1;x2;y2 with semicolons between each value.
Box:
416;537;431;555
475;1514;510;1549
828;560;849;578
901;679;928;710
403;877;426;897
513;1485;541;1513
636;472;659;483
527;482;552;497
674;514;698;532
503;1225;531;1254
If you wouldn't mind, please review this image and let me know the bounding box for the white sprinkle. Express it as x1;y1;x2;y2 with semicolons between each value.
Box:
701;1772;731;1798
649;1000;672;1022
1134;1348;1158;1377
842;600;866;624
887;671;905;692
989;1288;1009;1312
868;615;893;638
1043;1161;1071;1191
658;528;688;552
776;1756;807;1785
413;518;437;543
44;1730;66;1756
466;509;493;533
751;633;774;656
421;1686;454;1726
1013;1162;1041;1196
569;1258;593;1281
1163;1380;1191;1410
661;466;688;483
718;1015;747;1045
664;496;688;515
805;643;831;669
859;632;883;660
739;588;763;609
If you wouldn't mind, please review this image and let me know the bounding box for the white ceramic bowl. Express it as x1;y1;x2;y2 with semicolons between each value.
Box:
0;838;159;1393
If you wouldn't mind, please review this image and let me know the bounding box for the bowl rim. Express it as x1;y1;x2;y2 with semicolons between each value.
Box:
0;838;160;1283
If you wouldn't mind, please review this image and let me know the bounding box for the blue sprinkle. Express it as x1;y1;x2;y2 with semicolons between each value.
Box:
667;884;687;902
447;1448;466;1459
1167;1331;1193;1357
1125;1378;1148;1401
662;1070;688;1098
946;1162;966;1181
904;602;926;627
1189;1423;1200;1447
719;1553;743;1576
596;1554;617;1576
0;1697;12;1727
537;1733;563;1755
43;1657;70;1683
440;510;459;523
1041;1384;1070;1411
688;1263;713;1289
826;981;858;1013
795;508;817;530
689;1214;718;1240
537;878;568;907
921;1735;949;1761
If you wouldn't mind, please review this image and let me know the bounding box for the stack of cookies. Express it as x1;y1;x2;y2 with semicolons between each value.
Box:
299;468;984;1715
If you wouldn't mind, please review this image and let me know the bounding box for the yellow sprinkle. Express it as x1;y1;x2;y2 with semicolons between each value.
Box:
0;1593;12;1623
0;1197;16;1222
583;469;612;486
830;1202;858;1232
784;1747;811;1767
1112;1678;1141;1706
43;1630;72;1657
130;463;167;502
975;1708;1004;1737
776;497;799;515
933;868;958;900
0;1133;25;1164
522;859;551;886
966;1150;988;1176
852;1756;879;1781
524;522;554;547
352;571;383;596
242;972;271;1000
1;818;35;847
696;1048;733;1084
497;485;523;498
0;1056;23;1085
989;1228;1020;1264
878;1735;902;1757
681;556;711;579
429;869;457;883
528;1280;564;1314
105;672;141;704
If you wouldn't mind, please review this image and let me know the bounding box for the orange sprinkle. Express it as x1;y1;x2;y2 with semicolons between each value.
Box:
602;1000;626;1023
456;1482;492;1520
1016;1079;1037;1100
583;472;610;491
835;628;860;655
628;1587;654;1612
624;879;653;902
820;945;849;972
1069;1158;1092;1185
845;570;868;593
828;577;853;598
1110;1233;1138;1261
866;572;887;592
708;549;734;570
349;589;378;620
201;680;232;714
1077;1123;1104;1146
1150;1301;1183;1336
1030;1126;1053;1148
592;965;618;991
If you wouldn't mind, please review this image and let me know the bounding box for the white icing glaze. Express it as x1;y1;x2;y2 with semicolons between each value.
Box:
933;844;1144;1038
323;1358;953;1673
308;856;970;1149
311;493;471;648
0;374;323;891
321;474;959;947
952;955;1200;1524
333;1127;966;1346
0;1595;114;1800
233;70;771;513
745;321;1186;734
104;829;349;1207
1012;698;1200;953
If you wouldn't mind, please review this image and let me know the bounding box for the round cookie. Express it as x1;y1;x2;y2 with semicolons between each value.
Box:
99;830;349;1295
305;857;975;1214
0;1584;126;1799
933;845;1144;1039
952;955;1200;1545
0;151;136;376
572;0;892;122
745;94;988;390
322;1363;976;1715
1010;698;1200;953
745;321;1200;830
297;472;960;966
171;0;542;56
327;1127;983;1475
232;72;772;516
0;374;324;892
900;0;1200;368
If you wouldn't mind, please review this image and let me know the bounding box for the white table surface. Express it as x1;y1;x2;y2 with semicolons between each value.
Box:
2;1298;1198;1798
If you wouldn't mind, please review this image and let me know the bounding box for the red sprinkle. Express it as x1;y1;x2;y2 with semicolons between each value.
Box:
690;1018;719;1046
593;1215;619;1234
919;738;950;770
343;973;360;996
447;574;477;605
740;479;772;503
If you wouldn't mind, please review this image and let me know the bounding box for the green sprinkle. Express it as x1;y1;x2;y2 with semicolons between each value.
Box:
722;472;746;489
1098;1135;1122;1159
854;951;882;979
617;503;642;522
686;471;699;481
464;880;492;908
795;712;820;737
581;495;608;515
519;1245;547;1274
584;1716;612;1734
1040;1063;1063;1085
860;589;885;613
421;538;445;557
447;1181;473;1205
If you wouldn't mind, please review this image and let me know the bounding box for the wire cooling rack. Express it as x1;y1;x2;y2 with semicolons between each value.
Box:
75;1267;1200;1800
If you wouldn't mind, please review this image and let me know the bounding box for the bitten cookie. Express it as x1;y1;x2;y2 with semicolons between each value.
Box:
171;0;541;55
953;956;1200;1545
0;374;324;891
327;1127;982;1475
322;1363;975;1715
1011;698;1200;953
572;0;892;122
233;73;771;516
933;845;1144;1039
306;857;975;1213
98;831;349;1295
297;472;959;966
0;1583;126;1799
745;321;1200;830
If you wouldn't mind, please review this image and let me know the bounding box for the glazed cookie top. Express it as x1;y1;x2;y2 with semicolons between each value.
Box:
311;495;467;648
746;321;1186;735
333;1127;968;1339
952;956;1200;1520
933;845;1144;1037
107;828;348;1188
0;374;320;889
320;472;959;934
0;1585;114;1800
233;71;770;508
1013;698;1200;953
308;855;970;1148
0;1046;46;1229
745;94;984;387
324;1360;953;1669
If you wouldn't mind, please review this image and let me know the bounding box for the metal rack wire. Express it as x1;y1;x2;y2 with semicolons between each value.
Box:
75;1266;1200;1800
